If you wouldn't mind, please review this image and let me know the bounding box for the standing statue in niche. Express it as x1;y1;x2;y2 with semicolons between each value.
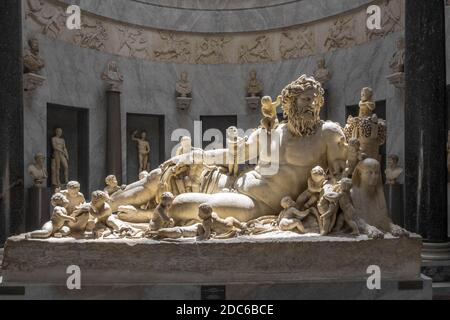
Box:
28;152;48;187
176;71;192;98
385;154;403;185
51;127;69;188
131;130;150;173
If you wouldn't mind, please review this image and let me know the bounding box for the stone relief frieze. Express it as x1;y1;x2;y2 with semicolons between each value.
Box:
25;0;404;65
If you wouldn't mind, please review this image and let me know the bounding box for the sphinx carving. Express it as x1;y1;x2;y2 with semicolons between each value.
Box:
26;74;409;242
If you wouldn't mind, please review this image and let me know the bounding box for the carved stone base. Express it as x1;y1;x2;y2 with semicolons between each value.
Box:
1;233;422;285
176;97;192;110
386;72;405;88
246;96;260;111
23;73;46;91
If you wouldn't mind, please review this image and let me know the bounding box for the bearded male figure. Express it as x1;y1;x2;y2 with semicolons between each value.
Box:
111;75;347;224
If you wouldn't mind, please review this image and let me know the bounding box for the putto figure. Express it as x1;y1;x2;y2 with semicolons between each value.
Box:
131;130;151;173
260;95;282;132
358;87;375;118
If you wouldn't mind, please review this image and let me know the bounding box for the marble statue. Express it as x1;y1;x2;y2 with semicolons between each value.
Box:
260;95;282;132
24;38;45;74
358;87;375;118
25;74;410;242
51;127;69;188
277;196;313;233
139;171;149;180
28;152;48;187
101;61;124;91
131;130;150;173
335;178;359;235
296;166;326;210
60;181;86;216
109;75;348;225
104;175;126;195
246;70;263;97
28;193;76;239
389;37;405;73
313;58;331;86
149;192;175;231
385;154;403;185
343;138;363;178
176;71;192;97
197;203;245;240
351;158;409;237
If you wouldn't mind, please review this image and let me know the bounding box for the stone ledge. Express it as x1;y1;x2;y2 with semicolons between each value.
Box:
1;233;422;285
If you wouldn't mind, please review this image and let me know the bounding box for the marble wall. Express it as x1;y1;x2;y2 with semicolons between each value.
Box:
22;0;406;194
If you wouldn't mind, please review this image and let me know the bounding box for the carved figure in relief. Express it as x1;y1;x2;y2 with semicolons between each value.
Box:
197;203;245;240
324;17;355;50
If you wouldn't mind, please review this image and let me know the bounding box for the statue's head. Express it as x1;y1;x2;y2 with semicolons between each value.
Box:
352;158;380;188
280;196;296;209
387;154;399;167
105;175;118;187
361;87;373;101
66;181;81;196
311;166;326;183
28;38;39;52
34;152;45;165
249;70;257;80
51;192;69;208
55;127;63;137
198;203;213;220
281;74;324;136
91;190;110;206
180;71;188;81
160;192;174;207
141;131;147;139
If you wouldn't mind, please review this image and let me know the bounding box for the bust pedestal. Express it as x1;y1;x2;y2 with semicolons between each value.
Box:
176;97;192;111
384;183;404;226
23;73;46;91
246;96;260;111
26;186;51;232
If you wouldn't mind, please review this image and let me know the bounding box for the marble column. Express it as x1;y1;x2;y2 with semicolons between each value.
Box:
106;88;123;183
404;0;449;261
0;1;24;246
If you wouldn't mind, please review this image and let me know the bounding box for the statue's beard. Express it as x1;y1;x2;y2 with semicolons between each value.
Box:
286;106;320;137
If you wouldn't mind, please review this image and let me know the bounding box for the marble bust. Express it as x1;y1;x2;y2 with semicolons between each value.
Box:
28;152;48;187
389;37;405;73
23;37;45;74
313;58;331;86
246;70;263;97
101;61;124;90
176;71;192;97
385;154;403;185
